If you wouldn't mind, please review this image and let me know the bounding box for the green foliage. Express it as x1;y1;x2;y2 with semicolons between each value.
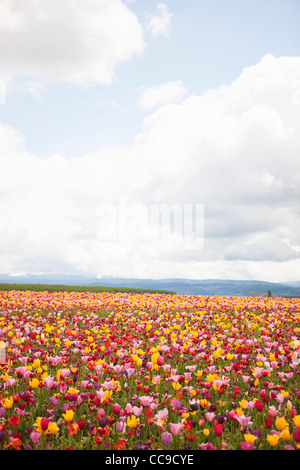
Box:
0;283;176;295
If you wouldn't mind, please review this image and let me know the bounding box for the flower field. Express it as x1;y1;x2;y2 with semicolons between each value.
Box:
0;289;300;451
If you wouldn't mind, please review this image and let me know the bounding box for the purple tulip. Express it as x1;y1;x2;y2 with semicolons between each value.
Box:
161;431;172;446
116;422;124;433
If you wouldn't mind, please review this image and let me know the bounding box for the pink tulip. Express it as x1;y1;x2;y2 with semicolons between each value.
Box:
5;378;17;387
205;412;216;422
268;406;278;417
245;401;255;410
97;408;105;418
242;375;250;383
236;415;253;427
30;432;41;445
139;396;152;407
132;406;143;416
155;408;168;422
253;367;264;379
157;356;164;366
169;422;183;435
44;376;54;389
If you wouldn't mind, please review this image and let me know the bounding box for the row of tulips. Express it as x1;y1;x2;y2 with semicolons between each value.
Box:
0;289;299;450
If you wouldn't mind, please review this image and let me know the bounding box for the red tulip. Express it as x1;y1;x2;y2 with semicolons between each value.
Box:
254;400;264;412
294;430;300;443
214;422;223;437
7;416;20;428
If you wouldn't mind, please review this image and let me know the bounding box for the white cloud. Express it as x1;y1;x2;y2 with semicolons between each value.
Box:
0;55;300;282
146;3;173;38
0;0;145;87
137;80;188;110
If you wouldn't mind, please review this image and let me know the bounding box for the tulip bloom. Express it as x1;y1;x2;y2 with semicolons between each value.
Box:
265;417;273;429
169;422;183;435
112;403;122;416
116;422;125;433
44;376;55;390
29;378;40;389
293;415;300;428
254;400;264;412
214;423;223;437
205;412;216;422
268;406;278;417
48;422;59;435
62;409;75;422
267;434;280;447
35;417;50;435
236;415;253;427
240;441;255;450
127;415;138;429
161;431;172;446
5;438;22;450
30;431;41;445
7;416;20;428
1;397;14;409
244;433;256;444
68;422;79;436
281;429;291;441
157;356;164;366
293;430;300;443
276;416;288;431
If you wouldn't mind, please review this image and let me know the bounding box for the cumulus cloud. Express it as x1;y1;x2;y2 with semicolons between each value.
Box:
1;54;300;281
137;80;188;111
145;3;173;38
0;0;145;87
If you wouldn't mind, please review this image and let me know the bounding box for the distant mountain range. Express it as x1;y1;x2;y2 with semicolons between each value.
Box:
1;273;300;297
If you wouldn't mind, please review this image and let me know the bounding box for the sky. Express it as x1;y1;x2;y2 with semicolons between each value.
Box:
0;0;300;282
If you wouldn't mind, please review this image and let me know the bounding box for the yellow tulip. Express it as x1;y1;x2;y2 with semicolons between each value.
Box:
127;415;138;428
151;352;159;364
244;434;256;444
172;382;181;391
103;390;113;402
213;348;223;359
275;416;287;431
62;409;75;422
32;359;41;369
48;422;59;435
239;399;247;409
1;373;11;382
293;415;300;428
280;429;291;441
267;434;280;447
1;396;14;409
29;378;40;389
199;399;209;409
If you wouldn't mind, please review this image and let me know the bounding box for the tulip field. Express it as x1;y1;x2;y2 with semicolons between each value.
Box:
0;288;300;451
